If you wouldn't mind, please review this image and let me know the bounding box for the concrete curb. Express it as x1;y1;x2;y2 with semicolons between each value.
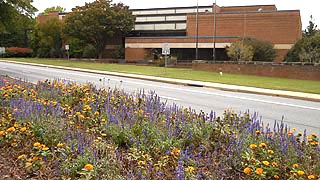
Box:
1;60;320;102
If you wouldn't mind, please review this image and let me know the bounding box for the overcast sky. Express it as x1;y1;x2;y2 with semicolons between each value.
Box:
32;0;318;29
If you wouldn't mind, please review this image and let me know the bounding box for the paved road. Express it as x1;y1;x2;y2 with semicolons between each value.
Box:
0;61;319;134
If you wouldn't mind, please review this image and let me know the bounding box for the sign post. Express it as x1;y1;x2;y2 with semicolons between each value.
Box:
162;43;170;68
0;47;5;58
65;44;70;60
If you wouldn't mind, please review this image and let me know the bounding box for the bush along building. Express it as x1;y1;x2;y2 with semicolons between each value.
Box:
37;4;302;62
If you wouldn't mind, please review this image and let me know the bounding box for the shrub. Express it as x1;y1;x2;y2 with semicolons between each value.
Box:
82;44;97;58
227;40;254;61
4;47;33;57
243;38;276;61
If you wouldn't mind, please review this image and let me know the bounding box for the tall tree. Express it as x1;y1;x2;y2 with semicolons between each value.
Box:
31;17;64;58
0;0;37;33
43;6;66;14
64;0;134;58
303;15;318;37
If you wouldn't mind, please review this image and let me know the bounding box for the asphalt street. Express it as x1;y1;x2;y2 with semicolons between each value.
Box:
0;61;319;134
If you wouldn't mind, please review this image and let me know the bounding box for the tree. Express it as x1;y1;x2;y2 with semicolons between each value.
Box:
285;31;320;63
303;15;318;37
43;6;66;14
242;38;276;61
32;17;64;58
0;0;37;33
64;0;135;58
227;40;254;61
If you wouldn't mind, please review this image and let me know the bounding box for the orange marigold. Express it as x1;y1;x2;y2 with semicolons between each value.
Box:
255;168;263;175
84;164;94;171
308;175;315;179
297;170;305;175
274;175;280;179
33;142;41;147
262;161;270;166
243;167;252;175
249;144;258;149
259;143;267;148
292;164;299;168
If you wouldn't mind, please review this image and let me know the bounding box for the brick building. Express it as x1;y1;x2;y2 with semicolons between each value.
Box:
37;4;302;62
126;4;302;62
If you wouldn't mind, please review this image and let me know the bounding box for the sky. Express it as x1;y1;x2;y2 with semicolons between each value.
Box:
32;0;319;29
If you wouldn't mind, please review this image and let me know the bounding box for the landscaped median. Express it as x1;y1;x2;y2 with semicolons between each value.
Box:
0;77;319;179
1;58;320;95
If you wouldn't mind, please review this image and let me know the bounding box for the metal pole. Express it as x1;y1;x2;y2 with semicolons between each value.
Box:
195;0;199;60
213;0;217;62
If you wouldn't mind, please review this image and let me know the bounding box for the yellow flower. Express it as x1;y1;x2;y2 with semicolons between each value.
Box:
57;143;64;147
249;144;257;149
292;164;299;168
101;133;107;137
142;154;149;159
186;166;195;173
243;167;252;175
274;175;280;179
6;127;15;132
20;127;27;132
101;118;106;122
0;131;5;136
76;111;81;115
137;160;146;166
18;154;27;160
256;130;261;135
272;162;278;167
297;170;305;176
259;143;267;148
311;132;317;137
308;175;315;179
293;128;297;131
262;161;270;166
255;168;263;175
42;147;49;151
33;142;41;147
297;132;303;136
84;164;94;171
171;148;181;156
268;149;274;154
94;111;99;115
288;131;293;136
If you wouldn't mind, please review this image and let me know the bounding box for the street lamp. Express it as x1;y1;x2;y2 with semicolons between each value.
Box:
213;0;216;62
195;0;199;60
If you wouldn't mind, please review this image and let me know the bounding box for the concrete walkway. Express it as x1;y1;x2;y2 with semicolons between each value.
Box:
1;60;320;102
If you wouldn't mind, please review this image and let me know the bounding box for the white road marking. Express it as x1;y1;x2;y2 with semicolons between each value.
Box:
4;63;320;111
159;96;180;101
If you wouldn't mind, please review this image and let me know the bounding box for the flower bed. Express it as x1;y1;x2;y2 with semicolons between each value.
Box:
0;76;319;179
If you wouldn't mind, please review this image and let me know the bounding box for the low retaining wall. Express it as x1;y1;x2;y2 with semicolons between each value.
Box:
192;62;320;81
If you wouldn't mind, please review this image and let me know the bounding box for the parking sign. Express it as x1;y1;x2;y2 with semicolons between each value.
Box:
162;43;170;55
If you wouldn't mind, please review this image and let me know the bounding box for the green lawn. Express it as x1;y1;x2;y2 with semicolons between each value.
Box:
3;58;320;94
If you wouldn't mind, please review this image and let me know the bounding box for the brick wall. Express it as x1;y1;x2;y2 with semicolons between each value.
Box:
187;11;302;44
125;48;152;62
193;63;320;81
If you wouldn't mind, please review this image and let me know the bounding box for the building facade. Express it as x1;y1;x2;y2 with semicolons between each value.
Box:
126;4;302;62
37;4;302;62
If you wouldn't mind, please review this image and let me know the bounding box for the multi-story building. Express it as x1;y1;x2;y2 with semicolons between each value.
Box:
126;4;302;62
37;3;302;62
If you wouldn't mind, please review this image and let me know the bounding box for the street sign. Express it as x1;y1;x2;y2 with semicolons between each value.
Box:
65;45;70;50
162;43;170;55
0;47;5;54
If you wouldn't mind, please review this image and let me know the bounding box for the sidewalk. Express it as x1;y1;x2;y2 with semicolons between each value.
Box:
1;60;320;102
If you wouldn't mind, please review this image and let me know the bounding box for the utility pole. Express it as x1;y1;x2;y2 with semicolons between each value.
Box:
213;0;217;62
195;0;199;60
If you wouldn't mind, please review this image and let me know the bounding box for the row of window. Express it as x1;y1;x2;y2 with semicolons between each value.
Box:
132;7;212;15
134;23;187;31
136;15;187;22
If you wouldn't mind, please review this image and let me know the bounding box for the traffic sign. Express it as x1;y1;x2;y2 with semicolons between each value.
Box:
0;47;5;54
162;43;170;55
65;44;70;50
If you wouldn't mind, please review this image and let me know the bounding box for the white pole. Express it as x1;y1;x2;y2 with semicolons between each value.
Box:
213;0;216;62
195;0;199;60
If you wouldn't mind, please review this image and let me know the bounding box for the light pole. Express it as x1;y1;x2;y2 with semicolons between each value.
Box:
213;0;216;62
195;0;199;60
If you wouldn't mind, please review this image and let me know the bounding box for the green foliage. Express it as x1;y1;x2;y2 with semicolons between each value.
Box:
242;38;276;61
32;18;64;58
82;44;98;58
285;31;320;63
64;0;135;58
43;6;66;14
112;45;125;59
303;15;318;38
0;0;37;33
68;38;86;58
227;40;254;61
